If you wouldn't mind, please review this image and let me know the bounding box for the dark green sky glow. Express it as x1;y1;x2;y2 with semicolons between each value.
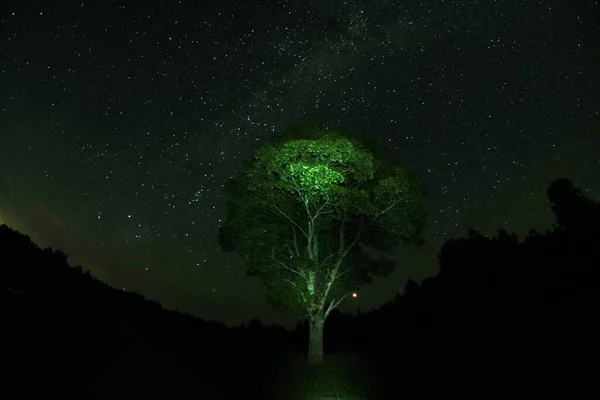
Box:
1;0;599;326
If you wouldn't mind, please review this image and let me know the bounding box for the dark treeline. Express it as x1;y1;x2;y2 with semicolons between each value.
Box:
3;177;599;399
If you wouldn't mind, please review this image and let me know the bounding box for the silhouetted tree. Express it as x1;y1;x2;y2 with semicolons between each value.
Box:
364;178;600;397
547;177;600;238
548;178;587;228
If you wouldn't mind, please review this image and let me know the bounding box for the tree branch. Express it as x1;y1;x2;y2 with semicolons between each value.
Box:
270;247;306;280
312;200;333;220
284;278;309;306
374;198;401;221
286;241;294;258
292;226;300;257
319;221;355;305
325;292;352;317
340;223;366;260
335;264;366;281
271;204;308;239
313;224;319;264
319;251;339;268
322;265;338;306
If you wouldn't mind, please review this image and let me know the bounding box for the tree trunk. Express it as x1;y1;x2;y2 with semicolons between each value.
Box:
307;314;325;365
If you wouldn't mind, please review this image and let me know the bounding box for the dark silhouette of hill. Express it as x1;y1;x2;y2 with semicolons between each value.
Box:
1;224;297;399
3;177;599;399
347;177;600;398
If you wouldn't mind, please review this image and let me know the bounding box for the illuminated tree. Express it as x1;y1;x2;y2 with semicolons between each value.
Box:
218;122;427;364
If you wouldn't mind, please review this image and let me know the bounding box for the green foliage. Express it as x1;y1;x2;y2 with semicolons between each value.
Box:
252;130;375;206
218;122;427;314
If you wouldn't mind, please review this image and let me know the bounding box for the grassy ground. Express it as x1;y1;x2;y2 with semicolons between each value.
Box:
273;353;371;400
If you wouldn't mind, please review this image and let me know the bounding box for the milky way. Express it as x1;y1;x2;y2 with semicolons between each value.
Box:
1;0;599;326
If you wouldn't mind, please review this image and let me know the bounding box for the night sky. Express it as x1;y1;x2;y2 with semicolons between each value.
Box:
1;0;599;327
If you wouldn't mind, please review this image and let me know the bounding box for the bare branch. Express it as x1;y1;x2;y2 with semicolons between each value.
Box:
374;199;401;221
318;222;357;304
322;264;339;304
285;241;294;258
319;222;368;305
313;226;319;264
325;292;352;317
292;226;300;257
319;251;339;268
270;247;306;280
285;280;308;307
306;220;315;260
271;204;308;238
312;200;333;220
340;224;366;260
282;278;297;287
335;264;366;281
316;209;335;217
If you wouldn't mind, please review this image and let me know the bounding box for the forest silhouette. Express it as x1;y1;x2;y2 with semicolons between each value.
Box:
3;177;598;399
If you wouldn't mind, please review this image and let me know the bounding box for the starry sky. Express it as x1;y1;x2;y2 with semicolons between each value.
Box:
1;0;599;327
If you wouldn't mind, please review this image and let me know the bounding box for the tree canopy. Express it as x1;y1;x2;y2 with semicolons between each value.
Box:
218;122;427;316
